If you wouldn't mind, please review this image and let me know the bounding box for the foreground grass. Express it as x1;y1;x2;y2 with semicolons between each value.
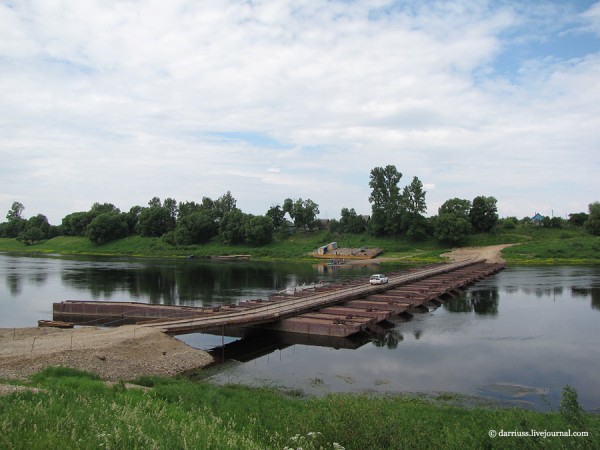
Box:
1;368;598;450
1;224;599;264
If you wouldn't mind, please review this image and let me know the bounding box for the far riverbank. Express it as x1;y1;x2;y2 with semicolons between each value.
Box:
1;225;599;264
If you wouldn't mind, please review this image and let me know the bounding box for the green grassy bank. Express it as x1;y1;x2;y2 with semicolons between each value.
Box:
0;225;599;263
1;368;598;450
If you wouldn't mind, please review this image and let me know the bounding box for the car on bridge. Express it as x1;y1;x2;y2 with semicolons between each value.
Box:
369;274;389;285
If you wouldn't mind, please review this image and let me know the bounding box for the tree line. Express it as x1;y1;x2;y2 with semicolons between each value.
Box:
2;165;599;246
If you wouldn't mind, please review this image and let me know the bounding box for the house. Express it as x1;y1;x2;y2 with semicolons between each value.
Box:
531;213;544;225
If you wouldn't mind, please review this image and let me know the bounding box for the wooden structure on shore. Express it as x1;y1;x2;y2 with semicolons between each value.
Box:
53;260;504;338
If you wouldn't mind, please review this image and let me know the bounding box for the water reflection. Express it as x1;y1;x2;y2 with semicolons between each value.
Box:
0;253;387;324
571;286;600;310
372;329;404;349
444;287;499;315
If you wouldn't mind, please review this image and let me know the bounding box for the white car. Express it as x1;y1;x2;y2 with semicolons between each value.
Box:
369;274;389;285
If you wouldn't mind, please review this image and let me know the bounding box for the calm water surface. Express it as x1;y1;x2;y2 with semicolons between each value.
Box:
1;253;599;411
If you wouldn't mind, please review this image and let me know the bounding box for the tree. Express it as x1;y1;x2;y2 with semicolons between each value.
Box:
245;215;274;246
283;198;320;231
402;176;427;215
177;201;202;221
339;208;367;233
60;203;121;237
171;210;218;245
137;207;175;237
136;198;178;237
124;206;142;234
61;212;93;236
434;198;473;243
16;227;44;245
469;196;498;232
6;201;24;221
368;165;403;236
26;214;51;238
90;202;120;215
434;213;471;243
568;212;588;227
163;198;178;224
400;176;427;237
266;205;286;230
405;213;430;241
2;202;27;237
87;213;128;245
219;210;247;244
215;191;238;219
14;214;51;244
439;198;471;216
585;202;600;236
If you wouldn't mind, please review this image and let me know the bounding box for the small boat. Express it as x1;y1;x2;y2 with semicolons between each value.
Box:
38;320;75;329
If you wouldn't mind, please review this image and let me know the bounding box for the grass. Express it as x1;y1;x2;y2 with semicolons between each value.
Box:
0;232;451;262
1;224;599;264
1;368;599;449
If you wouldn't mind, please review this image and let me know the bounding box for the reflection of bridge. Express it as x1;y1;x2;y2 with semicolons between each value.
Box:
54;260;504;338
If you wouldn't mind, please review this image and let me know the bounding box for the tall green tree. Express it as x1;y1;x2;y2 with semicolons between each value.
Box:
401;176;428;239
402;176;427;215
3;201;27;237
6;201;24;221
469;196;498;232
368;165;403;236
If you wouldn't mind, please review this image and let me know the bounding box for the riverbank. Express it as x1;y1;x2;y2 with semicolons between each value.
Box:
0;326;213;382
1;225;599;264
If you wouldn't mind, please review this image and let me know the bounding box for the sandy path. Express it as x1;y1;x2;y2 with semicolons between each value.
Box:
0;325;213;382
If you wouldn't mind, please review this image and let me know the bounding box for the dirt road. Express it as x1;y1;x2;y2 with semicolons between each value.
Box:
440;244;516;263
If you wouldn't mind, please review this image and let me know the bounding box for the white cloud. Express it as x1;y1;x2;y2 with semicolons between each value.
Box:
0;0;598;223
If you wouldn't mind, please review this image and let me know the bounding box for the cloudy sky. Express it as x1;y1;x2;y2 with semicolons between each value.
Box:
1;0;599;224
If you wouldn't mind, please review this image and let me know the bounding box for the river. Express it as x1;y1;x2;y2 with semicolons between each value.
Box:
1;253;599;411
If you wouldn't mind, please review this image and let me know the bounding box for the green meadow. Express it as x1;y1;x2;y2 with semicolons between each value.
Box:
1;368;598;450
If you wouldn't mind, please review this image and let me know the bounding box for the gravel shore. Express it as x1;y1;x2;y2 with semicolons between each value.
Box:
0;326;213;382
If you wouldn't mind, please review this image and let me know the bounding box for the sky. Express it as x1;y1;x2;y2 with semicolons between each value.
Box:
1;0;599;225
